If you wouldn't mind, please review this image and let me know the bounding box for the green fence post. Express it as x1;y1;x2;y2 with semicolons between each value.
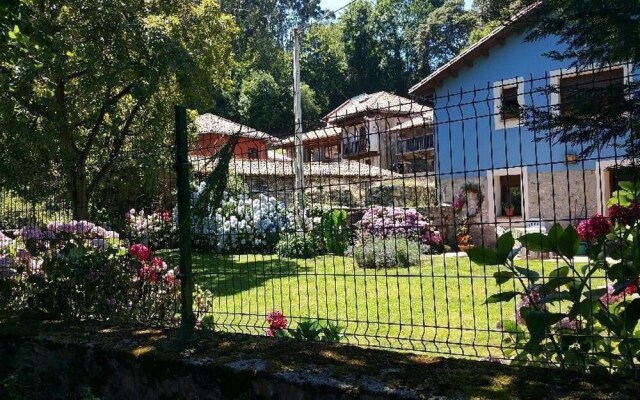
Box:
175;105;195;342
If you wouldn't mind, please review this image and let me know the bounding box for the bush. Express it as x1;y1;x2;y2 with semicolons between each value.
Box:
124;208;177;249
364;183;437;208
0;221;184;324
277;233;317;259
354;237;422;269
321;209;350;255
190;182;292;253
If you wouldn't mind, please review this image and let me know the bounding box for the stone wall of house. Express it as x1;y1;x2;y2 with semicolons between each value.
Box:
527;169;598;224
438;176;496;248
437;169;600;249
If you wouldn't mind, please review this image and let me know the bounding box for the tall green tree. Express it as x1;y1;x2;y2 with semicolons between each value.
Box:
0;0;237;219
342;0;383;94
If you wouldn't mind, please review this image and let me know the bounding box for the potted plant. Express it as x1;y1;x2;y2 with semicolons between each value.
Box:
455;217;472;252
502;201;515;217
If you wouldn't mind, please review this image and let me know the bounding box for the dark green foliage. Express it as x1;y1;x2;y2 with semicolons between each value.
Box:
354;237;422;269
277;233;317;259
321;210;350;255
276;318;344;342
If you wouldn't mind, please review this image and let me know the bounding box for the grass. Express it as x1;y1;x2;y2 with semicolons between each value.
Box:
163;251;595;359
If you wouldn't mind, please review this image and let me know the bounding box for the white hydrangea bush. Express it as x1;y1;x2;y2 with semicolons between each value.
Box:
190;182;293;253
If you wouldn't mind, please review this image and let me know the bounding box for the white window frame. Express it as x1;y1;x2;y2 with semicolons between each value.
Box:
493;77;525;130
549;63;633;114
486;167;529;223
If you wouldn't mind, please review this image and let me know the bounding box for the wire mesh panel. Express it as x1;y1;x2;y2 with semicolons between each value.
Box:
0;147;180;326
186;65;640;373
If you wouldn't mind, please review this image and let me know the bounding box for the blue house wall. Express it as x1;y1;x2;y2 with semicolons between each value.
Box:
431;30;629;180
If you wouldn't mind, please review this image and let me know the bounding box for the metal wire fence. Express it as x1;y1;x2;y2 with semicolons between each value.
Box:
2;64;639;373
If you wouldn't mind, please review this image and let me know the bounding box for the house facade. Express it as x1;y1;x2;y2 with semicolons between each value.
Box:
279;127;341;163
409;3;635;241
324;92;431;172
192;114;278;160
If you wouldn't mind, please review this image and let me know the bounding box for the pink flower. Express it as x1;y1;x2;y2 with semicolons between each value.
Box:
266;311;288;331
161;211;172;222
576;214;611;242
138;264;159;283
129;244;151;261
516;286;544;324
600;283;638;306
609;202;640;225
164;269;176;287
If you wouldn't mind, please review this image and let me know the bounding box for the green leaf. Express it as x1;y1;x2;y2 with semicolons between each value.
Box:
548;266;570;279
594;310;623;336
524;310;566;338
467;247;500;266
558;225;580;259
546;223;564;251
493;270;514;285
485;291;520;304
514;266;540;282
621;298;640;334
496;232;515;262
519;233;550;253
541;276;575;294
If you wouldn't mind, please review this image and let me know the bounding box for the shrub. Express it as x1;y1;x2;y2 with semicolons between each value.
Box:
265;311;343;342
359;206;442;253
354;237;422;269
468;181;640;372
0;221;186;324
276;233;317;259
125;208;177;249
190;182;292;253
321;209;350;255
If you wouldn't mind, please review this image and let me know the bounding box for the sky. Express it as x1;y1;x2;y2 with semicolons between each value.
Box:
319;0;473;12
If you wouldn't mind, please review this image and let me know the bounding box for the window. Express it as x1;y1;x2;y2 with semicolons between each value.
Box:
493;77;524;129
499;175;522;217
500;86;520;120
248;148;259;159
323;144;340;161
559;68;625;116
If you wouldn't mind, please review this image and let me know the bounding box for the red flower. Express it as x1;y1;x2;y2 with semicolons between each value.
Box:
608;202;640;225
600;283;638;306
129;244;151;261
161;211;172;222
576;215;611;242
266;311;288;331
138;264;159;283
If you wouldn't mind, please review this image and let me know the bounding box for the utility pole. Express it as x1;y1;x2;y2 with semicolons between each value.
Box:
292;27;305;224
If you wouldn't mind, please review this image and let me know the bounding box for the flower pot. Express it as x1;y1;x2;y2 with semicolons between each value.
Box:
456;234;472;252
503;207;515;217
576;241;588;256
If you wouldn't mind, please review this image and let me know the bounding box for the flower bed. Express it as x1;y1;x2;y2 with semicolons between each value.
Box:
191;182;292;253
0;220;211;325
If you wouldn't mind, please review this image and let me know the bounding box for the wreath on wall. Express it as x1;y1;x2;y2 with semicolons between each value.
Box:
453;183;484;217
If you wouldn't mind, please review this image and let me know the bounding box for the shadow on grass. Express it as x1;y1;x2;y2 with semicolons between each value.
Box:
161;250;308;297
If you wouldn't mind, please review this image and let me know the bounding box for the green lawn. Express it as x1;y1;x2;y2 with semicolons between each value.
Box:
166;251;594;359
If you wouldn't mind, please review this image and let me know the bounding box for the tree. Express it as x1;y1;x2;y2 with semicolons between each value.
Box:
342;0;383;94
415;0;478;73
237;70;290;134
0;0;237;219
301;23;349;111
522;0;640;158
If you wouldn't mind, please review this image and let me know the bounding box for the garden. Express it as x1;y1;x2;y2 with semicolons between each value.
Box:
2;176;640;374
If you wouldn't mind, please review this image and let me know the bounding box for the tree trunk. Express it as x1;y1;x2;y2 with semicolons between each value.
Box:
71;163;89;220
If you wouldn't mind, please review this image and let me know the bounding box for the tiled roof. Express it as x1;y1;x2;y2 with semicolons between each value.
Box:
387;114;434;132
324;92;428;123
196;113;277;142
191;156;400;178
278;127;341;147
409;2;541;96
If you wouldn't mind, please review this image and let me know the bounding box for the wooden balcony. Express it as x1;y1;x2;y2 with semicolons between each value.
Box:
397;135;434;159
342;139;377;159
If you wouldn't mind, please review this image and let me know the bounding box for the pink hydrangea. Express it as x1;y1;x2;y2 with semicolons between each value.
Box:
600;283;638;306
453;193;466;211
129;244;151;261
576;214;611;242
608;202;640;225
515;286;544;324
